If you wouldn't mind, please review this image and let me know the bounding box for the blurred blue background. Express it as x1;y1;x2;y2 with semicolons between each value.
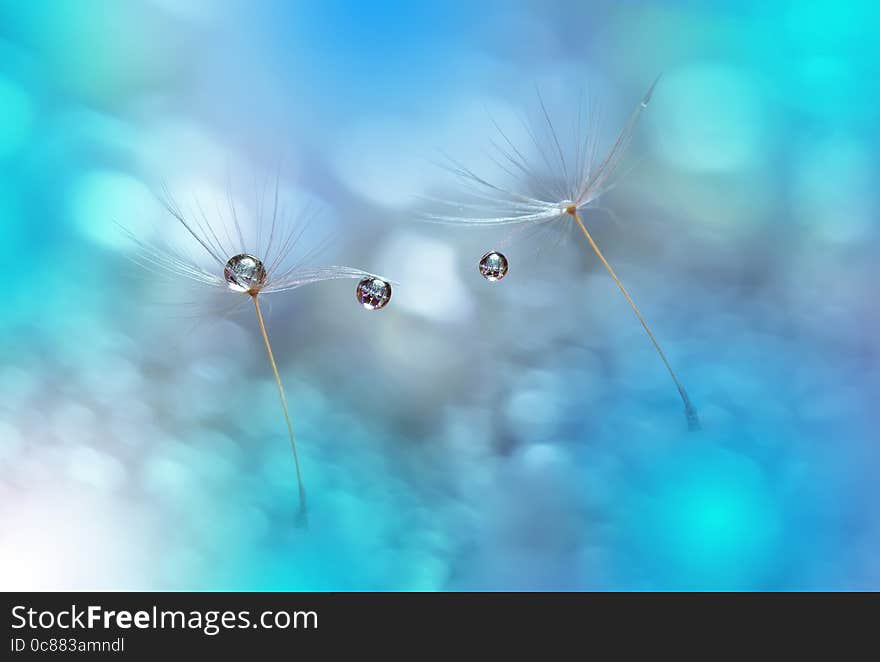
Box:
1;0;878;590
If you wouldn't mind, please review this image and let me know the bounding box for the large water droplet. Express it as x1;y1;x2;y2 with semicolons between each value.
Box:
224;254;267;293
478;250;508;282
356;276;392;310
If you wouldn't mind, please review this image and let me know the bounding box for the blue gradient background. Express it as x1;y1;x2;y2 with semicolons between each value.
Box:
1;1;878;590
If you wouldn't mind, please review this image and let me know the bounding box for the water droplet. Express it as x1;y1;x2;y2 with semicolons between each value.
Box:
356;277;392;310
224;254;267;293
478;250;508;282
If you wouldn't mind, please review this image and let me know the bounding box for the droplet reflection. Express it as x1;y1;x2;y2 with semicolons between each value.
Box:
478;250;508;282
356;277;392;310
224;254;267;293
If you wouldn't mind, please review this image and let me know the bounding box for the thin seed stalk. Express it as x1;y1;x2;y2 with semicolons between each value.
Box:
252;294;308;521
570;210;700;431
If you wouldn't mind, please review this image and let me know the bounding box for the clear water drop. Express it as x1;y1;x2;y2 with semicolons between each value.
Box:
356;276;392;311
224;254;267;293
479;250;508;282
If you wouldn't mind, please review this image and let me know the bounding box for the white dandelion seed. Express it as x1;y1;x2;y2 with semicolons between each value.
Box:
121;175;394;522
425;77;700;431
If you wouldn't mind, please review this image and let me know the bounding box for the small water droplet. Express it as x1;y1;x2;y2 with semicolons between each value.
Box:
224;254;267;293
479;250;508;282
356;276;392;310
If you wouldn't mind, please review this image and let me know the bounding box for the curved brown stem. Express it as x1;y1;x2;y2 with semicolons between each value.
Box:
252;294;308;521
570;210;700;430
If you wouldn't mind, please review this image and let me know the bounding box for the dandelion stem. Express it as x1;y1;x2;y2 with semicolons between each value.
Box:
570;210;700;430
252;294;308;521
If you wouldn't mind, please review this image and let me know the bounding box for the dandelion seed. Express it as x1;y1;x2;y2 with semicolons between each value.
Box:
122;175;393;522
427;77;700;430
478;250;509;282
